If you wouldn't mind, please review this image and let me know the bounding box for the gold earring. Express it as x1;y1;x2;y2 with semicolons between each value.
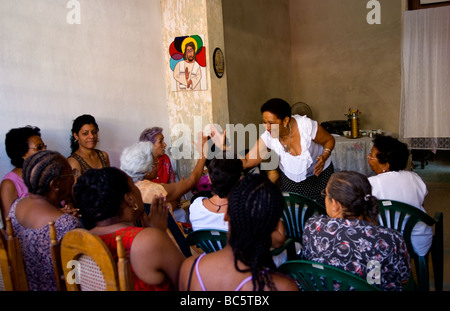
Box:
133;204;139;211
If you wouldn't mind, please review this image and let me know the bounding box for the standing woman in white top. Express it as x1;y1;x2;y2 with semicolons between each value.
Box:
210;98;335;207
367;135;432;256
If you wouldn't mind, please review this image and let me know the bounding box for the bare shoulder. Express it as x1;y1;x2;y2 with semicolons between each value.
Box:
67;156;81;170
272;272;299;291
178;254;200;290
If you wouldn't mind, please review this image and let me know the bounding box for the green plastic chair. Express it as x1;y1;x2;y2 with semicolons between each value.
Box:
185;229;228;253
281;192;327;259
278;260;381;291
185;228;293;258
377;199;444;291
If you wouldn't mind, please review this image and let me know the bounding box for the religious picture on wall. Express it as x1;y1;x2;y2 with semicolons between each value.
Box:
169;35;207;92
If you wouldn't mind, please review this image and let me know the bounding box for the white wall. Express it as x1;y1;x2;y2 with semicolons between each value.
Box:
0;0;170;178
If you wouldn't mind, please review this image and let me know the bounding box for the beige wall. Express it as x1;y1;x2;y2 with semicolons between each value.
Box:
223;0;403;138
0;0;169;178
223;0;292;129
290;0;403;135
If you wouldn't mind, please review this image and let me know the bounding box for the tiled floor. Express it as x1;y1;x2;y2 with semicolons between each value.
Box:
414;150;450;291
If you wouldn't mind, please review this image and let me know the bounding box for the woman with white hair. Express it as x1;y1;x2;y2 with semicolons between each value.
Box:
120;137;207;211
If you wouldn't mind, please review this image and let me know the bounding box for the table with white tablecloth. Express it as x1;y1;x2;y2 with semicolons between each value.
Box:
330;134;375;177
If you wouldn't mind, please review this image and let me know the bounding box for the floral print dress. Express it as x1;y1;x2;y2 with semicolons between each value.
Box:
8;197;81;291
302;215;411;291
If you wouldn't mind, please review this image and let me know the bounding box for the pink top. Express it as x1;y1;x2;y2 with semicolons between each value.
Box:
2;171;28;198
195;253;252;291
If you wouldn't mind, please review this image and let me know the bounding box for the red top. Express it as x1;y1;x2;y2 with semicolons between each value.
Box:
99;226;174;291
151;154;176;184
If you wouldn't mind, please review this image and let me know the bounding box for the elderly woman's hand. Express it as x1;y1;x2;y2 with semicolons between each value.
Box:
147;195;169;231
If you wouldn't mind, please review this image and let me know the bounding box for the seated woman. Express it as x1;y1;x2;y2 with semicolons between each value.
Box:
302;171;411;291
1;126;47;227
68;114;110;176
73;167;185;291
367;135;432;257
8;150;81;291
189;151;243;232
178;174;299;291
120;138;207;214
139;127;176;184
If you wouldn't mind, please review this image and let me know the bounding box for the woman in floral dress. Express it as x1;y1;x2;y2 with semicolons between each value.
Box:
302;171;411;291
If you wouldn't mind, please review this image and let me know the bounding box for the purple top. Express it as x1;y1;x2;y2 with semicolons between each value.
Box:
8;197;81;291
2;171;28;198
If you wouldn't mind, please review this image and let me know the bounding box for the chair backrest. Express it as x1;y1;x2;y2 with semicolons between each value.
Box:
0;229;14;291
49;221;65;291
60;228;133;291
278;260;381;291
5;218;28;291
377;199;443;291
281;192;327;242
185;229;228;253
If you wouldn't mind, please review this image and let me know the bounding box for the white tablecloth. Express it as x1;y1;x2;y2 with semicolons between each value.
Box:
330;134;375;177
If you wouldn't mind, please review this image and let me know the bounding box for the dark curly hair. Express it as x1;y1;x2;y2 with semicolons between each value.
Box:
207;151;243;198
5;126;42;168
22;150;67;196
73;167;130;229
227;174;285;291
70;114;99;154
326;171;379;224
372;136;409;171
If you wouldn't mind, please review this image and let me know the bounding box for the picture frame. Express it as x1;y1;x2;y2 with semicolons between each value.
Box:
213;48;225;79
409;0;450;10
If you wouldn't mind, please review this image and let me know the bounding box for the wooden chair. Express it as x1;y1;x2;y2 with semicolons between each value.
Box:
60;228;133;291
0;229;14;291
5;218;28;291
378;199;444;291
49;221;66;291
278;260;381;291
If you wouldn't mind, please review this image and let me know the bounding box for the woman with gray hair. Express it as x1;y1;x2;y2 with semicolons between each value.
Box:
120;136;208;211
139;127;176;184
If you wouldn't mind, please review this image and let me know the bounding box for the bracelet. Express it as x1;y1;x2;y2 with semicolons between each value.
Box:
323;148;332;154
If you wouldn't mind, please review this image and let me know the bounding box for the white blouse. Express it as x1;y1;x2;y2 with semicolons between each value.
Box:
369;170;432;256
260;114;331;182
189;197;229;232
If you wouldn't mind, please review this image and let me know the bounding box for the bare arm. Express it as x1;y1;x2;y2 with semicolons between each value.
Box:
0;179;18;222
160;132;208;202
271;219;286;249
131;227;185;288
312;125;335;176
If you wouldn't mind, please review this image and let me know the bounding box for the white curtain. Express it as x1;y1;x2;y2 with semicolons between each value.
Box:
400;6;450;150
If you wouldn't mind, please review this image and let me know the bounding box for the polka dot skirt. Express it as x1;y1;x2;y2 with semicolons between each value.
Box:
280;162;335;207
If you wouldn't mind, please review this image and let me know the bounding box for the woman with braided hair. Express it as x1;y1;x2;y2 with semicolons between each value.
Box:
178;174;298;291
302;171;411;291
7;150;81;290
